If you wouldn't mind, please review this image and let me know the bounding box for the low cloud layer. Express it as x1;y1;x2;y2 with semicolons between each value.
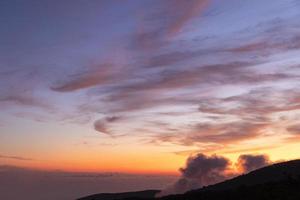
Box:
0;165;177;200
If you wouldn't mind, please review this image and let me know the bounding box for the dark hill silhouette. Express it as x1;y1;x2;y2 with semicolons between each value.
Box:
77;190;160;200
78;159;300;200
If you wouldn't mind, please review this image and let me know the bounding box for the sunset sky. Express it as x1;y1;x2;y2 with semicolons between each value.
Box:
1;0;300;178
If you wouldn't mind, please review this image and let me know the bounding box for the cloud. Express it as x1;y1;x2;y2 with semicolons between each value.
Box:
227;30;300;55
163;0;210;37
285;124;300;141
159;152;274;196
94;119;109;134
152;87;299;148
236;154;270;173
0;94;49;109
93;116;123;135
2;0;300;156
0;154;34;161
158;153;230;196
47;9;300;142
132;0;210;50
102;62;294;114
286;124;300;135
189;121;268;144
180;153;230;180
152;120;269;149
105;116;122;123
199;87;300;117
51;64;116;92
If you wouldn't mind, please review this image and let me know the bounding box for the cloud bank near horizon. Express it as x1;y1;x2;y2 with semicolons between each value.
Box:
0;165;177;200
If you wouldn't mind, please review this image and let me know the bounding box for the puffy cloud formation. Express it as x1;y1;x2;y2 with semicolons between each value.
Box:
180;153;230;181
158;153;230;196
236;154;271;173
159;153;273;196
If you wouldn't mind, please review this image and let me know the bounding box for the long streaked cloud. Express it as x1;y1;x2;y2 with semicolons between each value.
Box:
51;64;117;92
151;121;269;148
287;124;300;135
0;154;34;161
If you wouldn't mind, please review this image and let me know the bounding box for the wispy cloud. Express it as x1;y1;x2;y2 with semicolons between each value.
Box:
51;63;117;92
1;0;300;157
0;154;34;161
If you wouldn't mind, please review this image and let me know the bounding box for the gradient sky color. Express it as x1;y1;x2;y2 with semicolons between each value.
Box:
1;0;300;175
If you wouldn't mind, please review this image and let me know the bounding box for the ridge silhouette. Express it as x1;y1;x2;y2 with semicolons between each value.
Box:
78;159;300;200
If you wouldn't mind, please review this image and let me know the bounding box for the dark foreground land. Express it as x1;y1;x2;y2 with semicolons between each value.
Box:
78;160;300;200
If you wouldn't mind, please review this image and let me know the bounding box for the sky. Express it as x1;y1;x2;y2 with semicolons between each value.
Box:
1;0;300;198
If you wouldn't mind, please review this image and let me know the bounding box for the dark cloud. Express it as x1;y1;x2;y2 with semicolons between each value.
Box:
158;153;230;196
286;124;300;135
180;153;229;179
236;154;270;173
159;153;274;196
93;116;123;135
94;119;109;134
105;116;122;123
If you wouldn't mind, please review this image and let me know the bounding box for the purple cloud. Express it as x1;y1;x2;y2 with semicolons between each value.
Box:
158;153;230;196
236;154;270;173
